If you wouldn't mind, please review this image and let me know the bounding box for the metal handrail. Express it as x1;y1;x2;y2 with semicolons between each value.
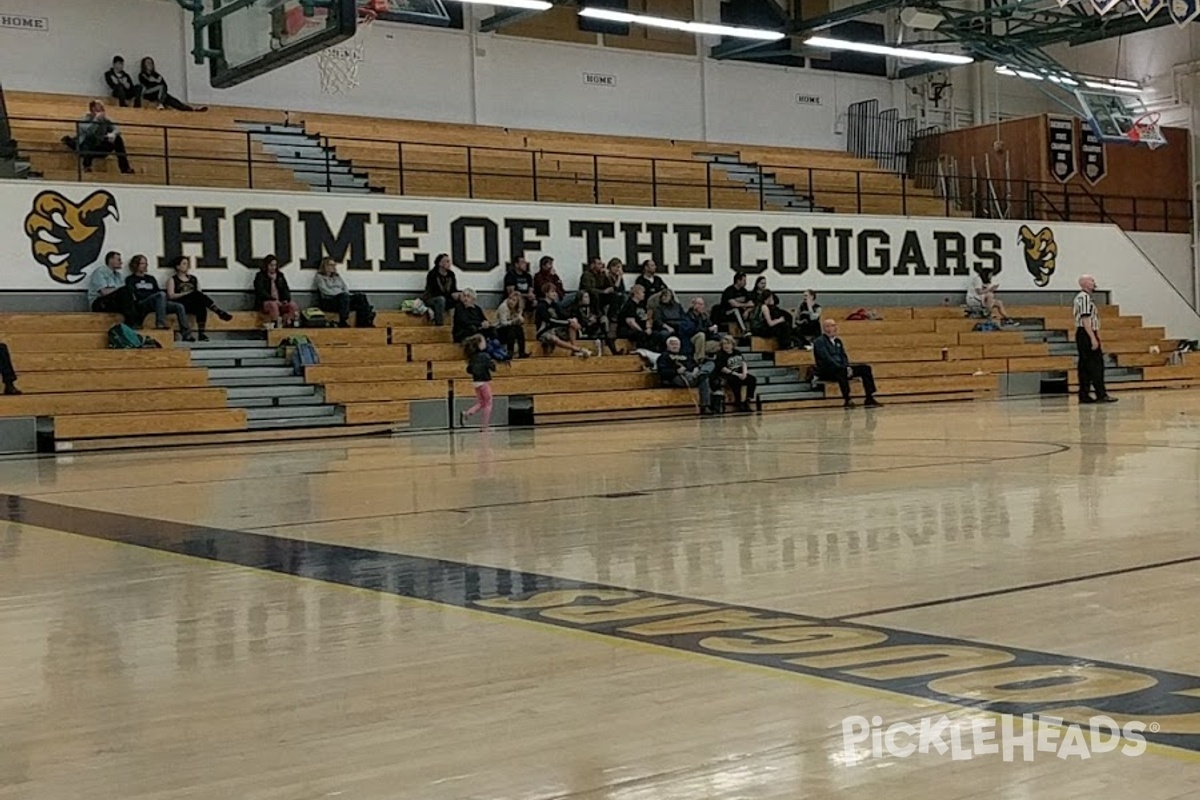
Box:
7;113;1192;231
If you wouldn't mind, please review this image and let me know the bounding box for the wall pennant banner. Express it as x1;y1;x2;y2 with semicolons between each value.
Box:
1088;0;1122;12
1169;0;1200;27
1132;0;1167;21
1047;115;1078;183
1079;124;1108;186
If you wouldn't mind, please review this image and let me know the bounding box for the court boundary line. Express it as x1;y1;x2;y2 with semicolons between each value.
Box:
837;551;1200;621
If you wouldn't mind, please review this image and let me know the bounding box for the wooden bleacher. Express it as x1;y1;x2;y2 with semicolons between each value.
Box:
0;292;1193;450
5;93;303;191
7;91;948;216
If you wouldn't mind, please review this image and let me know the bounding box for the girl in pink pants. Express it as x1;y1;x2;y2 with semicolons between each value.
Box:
461;334;496;429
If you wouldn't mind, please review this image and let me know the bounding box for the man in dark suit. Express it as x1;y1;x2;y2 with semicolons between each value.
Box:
813;318;881;408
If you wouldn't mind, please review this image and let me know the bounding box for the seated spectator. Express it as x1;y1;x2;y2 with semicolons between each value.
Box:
139;57;206;112
87;251;138;325
635;259;668;299
751;276;770;306
165;255;232;342
315;258;374;328
814;318;881;408
571;290;619;355
681;297;720;360
422;253;460;326
616;284;654;350
753;292;795;350
253;255;299;328
452;288;491;343
967;268;1019;326
533;256;566;303
504;256;537;310
494;292;531;358
536;287;589;357
606;258;628;319
126;254;190;339
104;56;141;108
794;289;822;348
0;344;20;395
656;336;712;415
61;100;133;174
654;288;688;344
579;257;617;318
714;271;755;332
713;336;757;412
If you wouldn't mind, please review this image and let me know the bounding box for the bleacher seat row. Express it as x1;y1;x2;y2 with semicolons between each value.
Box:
5;303;1197;451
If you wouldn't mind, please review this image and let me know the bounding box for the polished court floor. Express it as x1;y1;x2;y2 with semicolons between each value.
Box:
3;392;1200;798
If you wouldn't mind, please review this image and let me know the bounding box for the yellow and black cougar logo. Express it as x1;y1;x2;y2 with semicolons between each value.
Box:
1017;225;1057;287
23;190;119;284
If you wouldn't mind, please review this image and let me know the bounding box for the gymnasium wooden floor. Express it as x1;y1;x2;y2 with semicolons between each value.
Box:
3;391;1200;798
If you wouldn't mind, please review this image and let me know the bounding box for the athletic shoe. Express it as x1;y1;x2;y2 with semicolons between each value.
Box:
1098;396;1119;403
216;308;233;322
865;398;883;408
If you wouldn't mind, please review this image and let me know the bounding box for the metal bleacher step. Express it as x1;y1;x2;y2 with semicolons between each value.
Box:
226;385;321;401
189;348;281;363
245;405;339;421
217;375;308;388
246;412;347;430
756;382;817;396
208;366;296;381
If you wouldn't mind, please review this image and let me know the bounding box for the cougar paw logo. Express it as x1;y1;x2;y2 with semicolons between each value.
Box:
1017;225;1057;287
23;190;119;284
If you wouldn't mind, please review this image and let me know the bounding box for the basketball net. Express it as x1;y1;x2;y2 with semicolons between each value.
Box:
1128;111;1167;150
316;4;382;95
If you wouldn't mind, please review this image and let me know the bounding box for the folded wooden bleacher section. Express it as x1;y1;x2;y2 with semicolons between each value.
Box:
762;305;1200;402
7;91;948;216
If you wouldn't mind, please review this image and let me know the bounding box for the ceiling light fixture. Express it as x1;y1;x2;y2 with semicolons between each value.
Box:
805;36;972;65
578;8;785;40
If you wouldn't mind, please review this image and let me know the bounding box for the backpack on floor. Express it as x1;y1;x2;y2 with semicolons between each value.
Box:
107;323;153;349
274;335;311;358
291;341;320;375
301;308;331;328
355;305;377;328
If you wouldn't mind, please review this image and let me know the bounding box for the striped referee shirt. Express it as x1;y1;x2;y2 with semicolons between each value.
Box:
1073;291;1099;331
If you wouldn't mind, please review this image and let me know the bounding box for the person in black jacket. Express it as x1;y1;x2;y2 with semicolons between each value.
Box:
656;336;711;414
712;336;757;412
422;253;460;326
460;334;496;430
165;255;232;341
126;254;190;339
813;318;881;408
635;259;668;299
139;57;206;112
253;255;298;328
535;287;589;357
104;56;142;108
452;288;491;343
714;271;755;332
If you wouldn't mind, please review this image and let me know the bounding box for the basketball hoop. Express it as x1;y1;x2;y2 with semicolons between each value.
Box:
1128;111;1167;150
316;1;386;95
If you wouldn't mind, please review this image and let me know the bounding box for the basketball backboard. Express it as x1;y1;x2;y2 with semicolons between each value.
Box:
371;0;450;27
1076;88;1166;148
206;0;358;88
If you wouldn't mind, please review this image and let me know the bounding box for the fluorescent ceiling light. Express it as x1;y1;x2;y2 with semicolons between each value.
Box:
997;65;1141;94
805;36;972;65
455;0;551;8
1084;80;1143;95
578;7;785;40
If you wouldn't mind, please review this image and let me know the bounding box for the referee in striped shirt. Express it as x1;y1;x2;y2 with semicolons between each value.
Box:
1074;275;1116;404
